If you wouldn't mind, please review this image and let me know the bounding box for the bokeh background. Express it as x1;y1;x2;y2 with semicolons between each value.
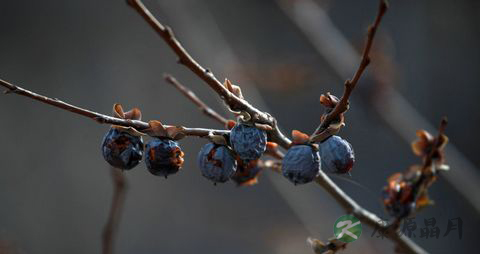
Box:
1;0;479;253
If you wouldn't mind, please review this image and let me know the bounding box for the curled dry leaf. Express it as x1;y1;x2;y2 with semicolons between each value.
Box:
266;142;278;152
144;120;167;137
319;93;339;108
224;78;243;99
411;129;449;164
166;126;186;140
113;103;142;120
111;103;145;136
310;93;346;143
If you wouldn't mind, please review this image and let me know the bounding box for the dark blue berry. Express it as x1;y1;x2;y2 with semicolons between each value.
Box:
101;127;144;170
282;145;321;184
229;123;267;161
197;143;237;183
319;135;355;174
231;159;261;186
145;138;184;177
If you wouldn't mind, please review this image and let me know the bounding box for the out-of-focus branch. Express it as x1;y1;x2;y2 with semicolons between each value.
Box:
127;0;292;149
313;0;388;136
164;74;229;126
0;79;229;138
102;167;128;254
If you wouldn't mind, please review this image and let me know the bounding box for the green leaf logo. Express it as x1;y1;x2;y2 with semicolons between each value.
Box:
333;215;362;242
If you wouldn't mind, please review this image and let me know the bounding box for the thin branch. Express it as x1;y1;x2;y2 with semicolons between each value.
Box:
314;169;427;254
0;79;229;138
267;143;427;253
164;74;229;125
313;0;388;136
102;167;128;254
127;0;292;149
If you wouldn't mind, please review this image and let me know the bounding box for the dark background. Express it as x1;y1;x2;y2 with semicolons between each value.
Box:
0;0;479;253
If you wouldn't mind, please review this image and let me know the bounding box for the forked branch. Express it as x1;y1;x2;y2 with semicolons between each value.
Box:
164;74;229;126
127;0;291;148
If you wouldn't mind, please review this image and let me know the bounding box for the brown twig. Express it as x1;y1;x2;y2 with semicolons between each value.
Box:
0;79;229;138
127;0;291;149
164;74;229;125
164;74;287;169
102;167;128;254
129;1;424;252
312;0;388;136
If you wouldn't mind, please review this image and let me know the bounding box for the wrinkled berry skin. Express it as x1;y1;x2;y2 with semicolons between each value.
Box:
101;128;144;170
231;159;261;186
282;145;321;184
319;135;355;174
230;124;267;161
197;143;237;183
145;138;184;177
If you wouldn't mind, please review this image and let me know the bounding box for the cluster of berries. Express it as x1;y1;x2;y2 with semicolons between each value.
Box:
197;123;267;184
282;131;355;185
101;105;185;178
101;105;355;186
102;128;185;178
102;120;267;185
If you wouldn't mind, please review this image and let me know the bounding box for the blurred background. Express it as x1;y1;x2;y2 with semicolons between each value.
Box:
1;0;479;253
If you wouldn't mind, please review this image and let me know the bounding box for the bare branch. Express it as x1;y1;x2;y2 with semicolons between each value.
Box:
102;167;128;254
127;0;292;149
0;79;229;138
313;0;388;136
164;74;229;125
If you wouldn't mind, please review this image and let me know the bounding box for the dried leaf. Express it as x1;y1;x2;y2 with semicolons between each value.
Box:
292;130;310;145
144;120;167;137
113;103;125;119
416;192;434;210
166;126;186;140
124;108;142;120
319;93;339;108
224;79;243;99
266;142;278;151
